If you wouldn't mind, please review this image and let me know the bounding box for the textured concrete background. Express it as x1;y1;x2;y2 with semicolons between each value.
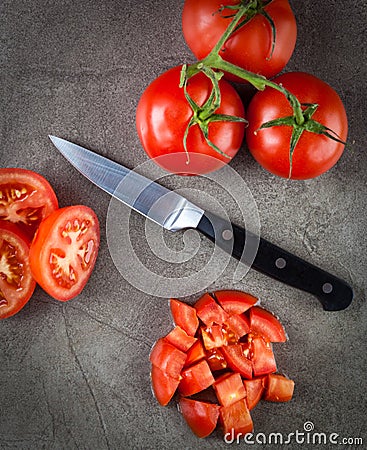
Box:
1;1;366;449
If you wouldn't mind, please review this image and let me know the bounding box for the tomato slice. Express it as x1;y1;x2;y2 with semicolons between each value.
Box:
178;360;215;396
151;365;180;406
225;313;250;340
29;205;100;301
220;398;253;438
221;344;253;379
263;374;295;402
0;221;36;319
0;168;58;239
178;397;220;438
195;293;229;326
250;335;277;377
214;372;247;407
214;290;258;315
243;377;266;410
201;324;227;350
170;298;199;336
150;338;187;379
165;326;197;352
249;306;287;342
184;340;206;368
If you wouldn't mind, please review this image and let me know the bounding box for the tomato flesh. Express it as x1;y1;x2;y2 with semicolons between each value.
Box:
0;221;36;319
249;306;287;342
221;344;253;379
214;372;247;407
0;168;58;239
195;293;229;326
243;377;266;410
263;374;295;402
250;336;277;377
170;298;199;336
165;326;197;352
178;360;215;397
150;338;187;380
220;398;253;438
179;398;220;438
184;340;206;368
151;365;180;406
214;290;258;315
29;205;100;301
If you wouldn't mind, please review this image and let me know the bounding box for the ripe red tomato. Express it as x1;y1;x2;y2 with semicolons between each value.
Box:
170;298;199;336
0;221;36;319
136;65;245;175
151;365;180;406
0;168;58;239
249;306;287;342
178;398;220;438
213;372;247;407
263;374;295;402
220;398;253;438
246;72;348;179
182;0;297;81
29;205;100;301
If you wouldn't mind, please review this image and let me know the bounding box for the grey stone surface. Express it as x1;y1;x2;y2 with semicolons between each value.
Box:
1;1;366;449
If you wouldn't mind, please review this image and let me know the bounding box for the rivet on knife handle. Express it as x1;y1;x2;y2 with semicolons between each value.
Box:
196;211;354;311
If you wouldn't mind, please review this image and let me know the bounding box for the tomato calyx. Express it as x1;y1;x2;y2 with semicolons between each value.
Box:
179;64;247;162
215;0;276;61
259;102;347;177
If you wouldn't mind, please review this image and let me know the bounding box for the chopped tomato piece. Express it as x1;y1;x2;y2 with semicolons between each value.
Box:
194;293;229;326
0;221;36;319
151;365;180;406
263;374;295;402
150;338;187;379
251;335;277;377
29;205;100;301
214;372;246;407
165;326;197;352
214;290;258;315
249;306;287;342
206;348;227;372
201;324;227;350
220;398;253;438
221;344;252;379
0;168;58;239
179;397;220;438
184;340;206;368
243;377;266;410
178;360;215;397
225;313;250;340
170;298;199;336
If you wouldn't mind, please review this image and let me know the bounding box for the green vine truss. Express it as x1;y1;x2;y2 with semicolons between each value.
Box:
179;0;346;176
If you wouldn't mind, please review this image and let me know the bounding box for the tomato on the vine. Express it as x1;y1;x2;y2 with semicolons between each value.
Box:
136;65;246;175
182;0;297;81
246;72;348;179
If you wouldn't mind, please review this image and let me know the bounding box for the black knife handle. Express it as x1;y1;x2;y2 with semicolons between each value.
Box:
196;211;353;311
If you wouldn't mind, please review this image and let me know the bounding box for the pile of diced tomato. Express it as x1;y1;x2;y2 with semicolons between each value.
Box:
150;290;294;438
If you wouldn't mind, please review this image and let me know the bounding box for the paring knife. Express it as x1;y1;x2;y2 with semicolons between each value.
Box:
49;136;353;311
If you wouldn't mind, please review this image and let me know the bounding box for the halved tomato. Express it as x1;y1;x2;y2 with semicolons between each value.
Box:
214;290;258;315
243;377;266;410
151;365;180;406
179;397;220;438
0;168;58;239
263;374;295;402
170;298;199;336
220;398;253;438
178;360;215;396
214;372;246;407
0;221;36;319
29;205;100;301
150;338;187;379
249;306;287;342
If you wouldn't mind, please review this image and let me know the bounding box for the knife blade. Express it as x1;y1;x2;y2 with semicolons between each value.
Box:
50;135;353;311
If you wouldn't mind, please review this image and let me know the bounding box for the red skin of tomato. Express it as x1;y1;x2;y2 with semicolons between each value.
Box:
246;72;348;179
0;220;36;319
136;65;245;175
179;397;220;438
249;306;287;343
182;0;297;81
